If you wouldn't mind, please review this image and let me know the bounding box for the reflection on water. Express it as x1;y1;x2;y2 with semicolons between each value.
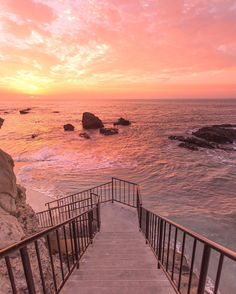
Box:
1;99;236;240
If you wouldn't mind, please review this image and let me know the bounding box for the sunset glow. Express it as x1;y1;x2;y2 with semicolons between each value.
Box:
0;0;236;99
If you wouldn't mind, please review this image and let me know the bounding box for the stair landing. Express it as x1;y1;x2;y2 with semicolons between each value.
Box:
61;203;175;294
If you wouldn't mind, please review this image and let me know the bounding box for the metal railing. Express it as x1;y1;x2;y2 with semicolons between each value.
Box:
137;191;236;294
2;177;235;294
37;193;99;228
45;182;112;210
0;204;100;294
44;178;139;211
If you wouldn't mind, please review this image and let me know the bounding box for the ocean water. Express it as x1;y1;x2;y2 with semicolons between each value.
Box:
1;98;236;292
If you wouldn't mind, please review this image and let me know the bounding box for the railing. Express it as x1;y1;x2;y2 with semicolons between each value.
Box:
44;178;139;212
45;182;112;210
37;193;99;228
0;204;100;294
6;176;235;294
137;190;236;294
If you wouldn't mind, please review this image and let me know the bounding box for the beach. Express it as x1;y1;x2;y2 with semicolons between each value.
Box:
14;162;52;213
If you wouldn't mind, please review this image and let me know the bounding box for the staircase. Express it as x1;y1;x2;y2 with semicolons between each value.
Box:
61;203;175;294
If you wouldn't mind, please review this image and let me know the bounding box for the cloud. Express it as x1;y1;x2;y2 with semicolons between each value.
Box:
0;0;236;97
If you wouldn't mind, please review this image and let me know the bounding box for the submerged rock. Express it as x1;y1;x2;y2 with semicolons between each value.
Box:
0;117;4;128
79;132;91;139
169;124;236;151
100;127;119;136
82;112;104;129
114;117;131;126
63;124;75;131
19;108;31;114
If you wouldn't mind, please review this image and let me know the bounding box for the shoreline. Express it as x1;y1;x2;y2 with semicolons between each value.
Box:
14;161;52;212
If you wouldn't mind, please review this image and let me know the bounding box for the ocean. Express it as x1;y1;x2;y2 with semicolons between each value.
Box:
1;98;236;293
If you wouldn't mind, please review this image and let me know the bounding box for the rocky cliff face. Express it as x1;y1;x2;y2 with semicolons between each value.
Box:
0;149;60;293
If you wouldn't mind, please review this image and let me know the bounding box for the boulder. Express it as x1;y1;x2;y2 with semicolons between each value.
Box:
79;132;91;139
0;117;4;128
82;112;104;129
63;124;75;131
113;117;131;126
0;149;17;214
100;127;119;136
169;124;236;151
19;108;31;114
0;207;25;249
193;125;236;144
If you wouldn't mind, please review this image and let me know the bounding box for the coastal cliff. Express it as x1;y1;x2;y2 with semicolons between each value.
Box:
0;149;59;293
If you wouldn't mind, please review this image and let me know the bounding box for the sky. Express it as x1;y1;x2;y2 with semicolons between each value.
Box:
0;0;236;99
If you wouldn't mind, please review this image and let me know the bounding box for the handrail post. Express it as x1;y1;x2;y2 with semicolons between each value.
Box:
111;178;114;203
145;210;150;244
72;220;79;268
158;219;163;269
96;200;101;232
90;191;93;208
49;208;53;226
20;246;36;294
88;210;93;243
139;205;143;231
197;244;211;294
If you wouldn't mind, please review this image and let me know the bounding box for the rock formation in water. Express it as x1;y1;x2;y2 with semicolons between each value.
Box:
169;124;236;151
79;132;91;139
82;112;104;129
19;108;31;114
0;117;4;128
113;117;131;126
100;127;119;136
64;123;75;131
0;149;60;293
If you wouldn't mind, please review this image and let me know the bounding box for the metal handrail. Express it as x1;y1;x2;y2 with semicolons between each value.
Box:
0;204;100;294
45;181;112;209
138;203;236;294
2;177;235;294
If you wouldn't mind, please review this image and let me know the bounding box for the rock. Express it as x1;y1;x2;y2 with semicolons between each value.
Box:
19;108;31;114
100;127;119;136
169;124;236;151
169;136;215;149
114;117;131;126
0;207;25;249
63;124;75;131
82;112;104;129
0;149;17;214
15;185;39;235
0;117;4;128
31;134;38;139
179;142;199;151
193;125;236;144
79;132;91;139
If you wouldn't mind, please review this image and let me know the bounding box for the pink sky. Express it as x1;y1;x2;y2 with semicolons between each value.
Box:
0;0;236;99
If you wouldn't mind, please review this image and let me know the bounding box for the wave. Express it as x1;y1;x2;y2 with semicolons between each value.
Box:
14;147;60;162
